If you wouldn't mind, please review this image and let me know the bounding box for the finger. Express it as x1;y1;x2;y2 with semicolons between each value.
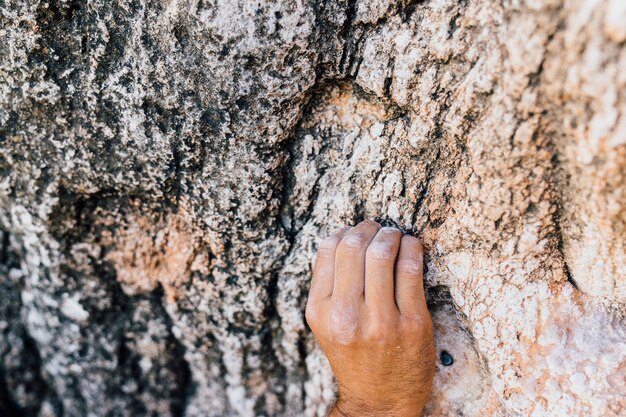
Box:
365;227;402;315
395;235;426;318
309;226;351;303
333;220;381;302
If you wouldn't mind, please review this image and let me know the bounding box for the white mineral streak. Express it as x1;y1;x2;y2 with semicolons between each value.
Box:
59;296;89;322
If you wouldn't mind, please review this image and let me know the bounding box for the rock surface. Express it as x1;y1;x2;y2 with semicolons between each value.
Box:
0;0;624;416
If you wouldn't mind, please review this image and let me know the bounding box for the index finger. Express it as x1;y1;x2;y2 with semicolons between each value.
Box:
309;226;351;303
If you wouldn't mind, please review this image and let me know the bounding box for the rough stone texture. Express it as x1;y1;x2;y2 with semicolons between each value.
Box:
0;0;624;416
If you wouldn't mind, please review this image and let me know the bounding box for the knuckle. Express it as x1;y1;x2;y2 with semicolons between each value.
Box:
367;241;394;261
397;259;422;275
402;235;420;244
364;315;396;344
400;314;432;335
338;234;367;254
364;322;388;344
328;310;358;345
305;303;321;329
400;318;421;334
316;239;340;262
359;219;381;229
402;234;421;247
319;236;340;252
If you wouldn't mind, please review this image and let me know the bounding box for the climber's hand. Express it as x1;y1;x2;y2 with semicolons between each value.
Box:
306;220;436;417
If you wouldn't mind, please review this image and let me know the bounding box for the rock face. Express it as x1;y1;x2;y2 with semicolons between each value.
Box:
0;0;624;416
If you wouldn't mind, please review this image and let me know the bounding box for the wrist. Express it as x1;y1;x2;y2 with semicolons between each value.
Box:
329;396;424;417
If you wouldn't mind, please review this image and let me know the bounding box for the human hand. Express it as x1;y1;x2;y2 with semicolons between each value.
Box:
306;220;435;417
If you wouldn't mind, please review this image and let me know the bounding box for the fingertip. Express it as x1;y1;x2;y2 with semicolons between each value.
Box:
379;226;402;235
367;227;402;260
335;225;353;236
360;219;382;229
317;226;352;253
336;221;381;252
401;233;420;243
401;234;423;256
324;226;352;242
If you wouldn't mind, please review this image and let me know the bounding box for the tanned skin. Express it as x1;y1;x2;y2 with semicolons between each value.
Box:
306;220;436;416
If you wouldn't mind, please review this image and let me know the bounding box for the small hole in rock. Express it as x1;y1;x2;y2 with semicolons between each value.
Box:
440;350;454;366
